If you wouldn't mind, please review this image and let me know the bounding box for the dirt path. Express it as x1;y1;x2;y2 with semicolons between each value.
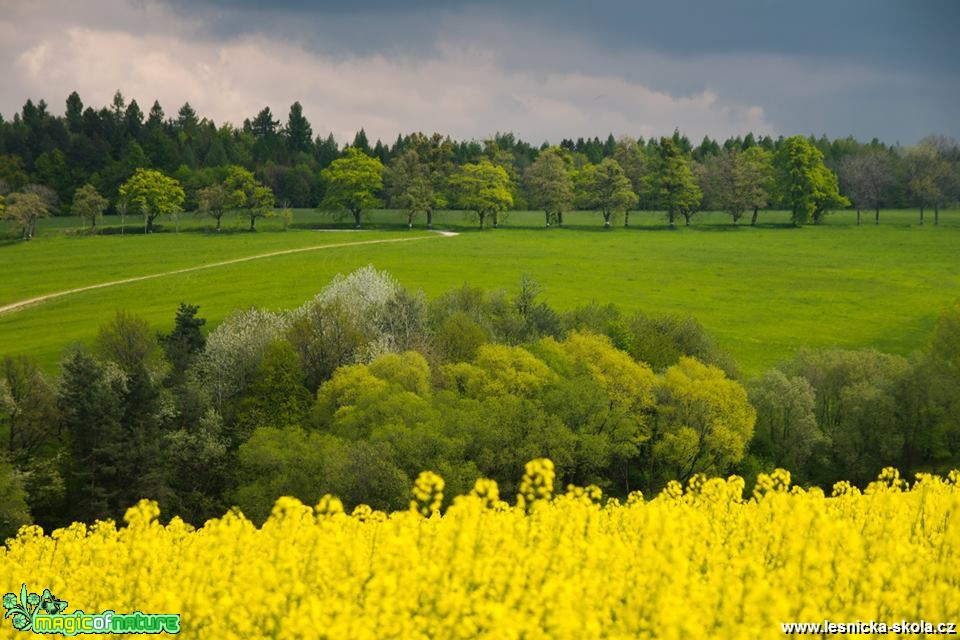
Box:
0;231;459;317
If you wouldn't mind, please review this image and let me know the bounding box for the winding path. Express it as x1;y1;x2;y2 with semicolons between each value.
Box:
0;231;459;317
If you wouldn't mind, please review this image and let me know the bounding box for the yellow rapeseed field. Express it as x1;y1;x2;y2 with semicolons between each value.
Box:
2;460;959;639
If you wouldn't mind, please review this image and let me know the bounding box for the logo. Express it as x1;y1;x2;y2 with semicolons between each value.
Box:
3;585;180;636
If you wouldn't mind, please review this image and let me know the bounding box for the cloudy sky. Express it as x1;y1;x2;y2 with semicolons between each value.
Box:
2;0;957;145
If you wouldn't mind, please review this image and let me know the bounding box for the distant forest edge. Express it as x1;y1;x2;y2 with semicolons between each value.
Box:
0;92;958;237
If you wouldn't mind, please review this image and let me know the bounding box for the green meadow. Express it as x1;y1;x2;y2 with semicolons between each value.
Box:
1;208;957;375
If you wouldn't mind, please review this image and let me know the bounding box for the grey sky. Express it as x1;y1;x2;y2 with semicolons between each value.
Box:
3;0;957;145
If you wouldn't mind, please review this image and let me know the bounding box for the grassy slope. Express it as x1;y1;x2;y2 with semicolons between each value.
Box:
1;208;957;376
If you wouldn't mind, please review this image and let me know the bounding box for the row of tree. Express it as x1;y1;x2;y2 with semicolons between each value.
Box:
2;268;958;535
2;131;933;239
1;92;957;233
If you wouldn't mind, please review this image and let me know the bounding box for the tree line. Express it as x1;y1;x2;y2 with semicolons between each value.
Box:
1;92;958;238
2;267;958;536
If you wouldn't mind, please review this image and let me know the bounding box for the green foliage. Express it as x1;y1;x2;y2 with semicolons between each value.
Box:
2;192;50;240
775;136;849;226
788;348;914;485
118;169;185;233
747;370;823;479
385;149;446;228
196;183;232;231
70;185;109;233
0;455;31;541
223;166;276;231
57;348;125;521
697;147;771;224
649;357;755;485
435;312;487;362
645;138;702;226
95;310;163;375
449;160;513;229
234;341;312;443
575;158;637;227
524;147;574;227
161;303;206;381
319;148;385;228
164;408;228;523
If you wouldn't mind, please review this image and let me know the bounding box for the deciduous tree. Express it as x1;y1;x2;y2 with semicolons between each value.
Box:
646;139;701;227
385;149;446;228
575;158;637;228
775;136;847;226
838;151;896;225
1;192;50;239
524;147;574;227
319;147;384;228
118;168;185;233
449;160;513;229
698;147;770;225
71;184;109;233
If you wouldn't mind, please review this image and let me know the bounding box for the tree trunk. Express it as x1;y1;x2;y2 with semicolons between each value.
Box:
935;203;939;226
426;209;432;229
920;206;924;225
216;215;222;232
478;211;485;230
250;214;256;231
624;210;630;228
856;208;861;225
875;205;880;225
557;211;563;227
545;211;551;228
668;210;675;227
492;211;499;228
353;209;361;229
751;207;759;226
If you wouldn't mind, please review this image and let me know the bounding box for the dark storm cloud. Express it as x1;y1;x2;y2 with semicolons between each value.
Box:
2;0;957;143
166;0;958;69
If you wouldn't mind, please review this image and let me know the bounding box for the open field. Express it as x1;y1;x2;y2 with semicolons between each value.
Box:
1;208;957;375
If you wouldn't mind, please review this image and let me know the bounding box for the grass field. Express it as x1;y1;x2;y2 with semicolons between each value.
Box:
1;208;957;376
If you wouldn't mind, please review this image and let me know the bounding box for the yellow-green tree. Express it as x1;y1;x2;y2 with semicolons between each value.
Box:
775;136;848;226
319;147;384;228
449;160;513;229
118;168;185;233
650;357;755;484
223;166;276;231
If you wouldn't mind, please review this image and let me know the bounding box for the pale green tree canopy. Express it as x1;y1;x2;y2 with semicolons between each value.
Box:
319;147;385;228
118;168;185;233
223;165;276;231
449;160;513;229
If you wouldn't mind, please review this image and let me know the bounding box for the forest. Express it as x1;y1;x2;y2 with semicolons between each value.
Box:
2;265;958;537
0;92;958;240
